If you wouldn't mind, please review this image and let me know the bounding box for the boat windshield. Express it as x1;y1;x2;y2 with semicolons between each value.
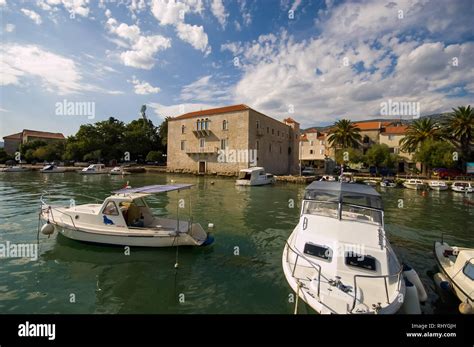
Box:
238;172;251;180
303;189;383;225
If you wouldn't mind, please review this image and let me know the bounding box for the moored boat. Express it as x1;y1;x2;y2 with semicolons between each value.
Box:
428;180;448;191
40;164;66;173
451;181;473;193
403;179;426;190
282;182;423;314
39;184;214;247
236;167;275;186
1;166;29;172
79;164;108;175
110;166;131;175
380;179;396;188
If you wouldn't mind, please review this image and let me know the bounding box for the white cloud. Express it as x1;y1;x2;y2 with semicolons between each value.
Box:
176;23;210;54
0;44;122;95
128;76;161;94
0;0;6;7
211;0;228;28
180;75;231;102
21;9;43;25
150;0;209;53
106;17;171;69
104;9;111;18
5;23;15;32
149;102;217;120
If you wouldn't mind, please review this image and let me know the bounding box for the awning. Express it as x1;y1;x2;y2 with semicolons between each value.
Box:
113;184;193;195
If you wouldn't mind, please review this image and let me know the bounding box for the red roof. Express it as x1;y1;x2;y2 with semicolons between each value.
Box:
304;129;318;133
381;125;408;135
353;121;392;130
283;117;298;124
22;130;65;139
170;104;250;121
3;132;22;140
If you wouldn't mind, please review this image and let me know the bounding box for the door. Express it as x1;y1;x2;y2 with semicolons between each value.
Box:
198;161;206;174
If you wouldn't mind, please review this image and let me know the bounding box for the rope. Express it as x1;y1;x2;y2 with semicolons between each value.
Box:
294;281;302;314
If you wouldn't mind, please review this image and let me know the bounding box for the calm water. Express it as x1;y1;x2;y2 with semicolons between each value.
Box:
0;172;472;314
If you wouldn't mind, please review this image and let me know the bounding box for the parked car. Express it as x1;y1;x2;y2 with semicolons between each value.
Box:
432;168;463;179
302;167;316;176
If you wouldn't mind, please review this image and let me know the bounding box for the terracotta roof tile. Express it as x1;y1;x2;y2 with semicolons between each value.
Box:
381;125;408;135
170;104;250;121
353;121;392;130
23;130;65;139
3;132;22;140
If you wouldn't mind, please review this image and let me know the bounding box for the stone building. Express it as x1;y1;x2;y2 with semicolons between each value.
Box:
2;129;65;155
167;104;300;175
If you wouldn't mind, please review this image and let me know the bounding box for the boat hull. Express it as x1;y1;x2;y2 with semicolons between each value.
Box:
235;179;274;186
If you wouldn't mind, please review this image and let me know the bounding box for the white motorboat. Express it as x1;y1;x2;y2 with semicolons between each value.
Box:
403;179;426;190
380;179;397;188
434;241;473;314
236;167;275;186
39;184;214;247
428;180;448;191
451;181;473;193
282;182;425;314
319;175;336;182
110;166;131;175
340;173;355;183
79;164;108;175
363;179;378;186
40;164;66;173
1;166;29;172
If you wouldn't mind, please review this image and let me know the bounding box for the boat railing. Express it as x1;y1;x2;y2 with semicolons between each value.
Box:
285;241;323;298
40;190;102;205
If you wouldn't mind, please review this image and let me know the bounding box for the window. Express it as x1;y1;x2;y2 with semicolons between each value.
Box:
277;130;280;136
256;140;259;150
256;120;260;129
181;141;186;151
181;125;185;134
394;147;400;154
304;243;332;261
319;149;324;155
272;129;274;135
267;127;269;133
200;138;205;148
220;139;228;150
197;119;201;130
222;120;228;130
310;140;314;146
388;135;394;141
310;150;314;154
204;118;209;130
320;140;324;145
269;144;272;152
103;201;119;216
345;253;377;271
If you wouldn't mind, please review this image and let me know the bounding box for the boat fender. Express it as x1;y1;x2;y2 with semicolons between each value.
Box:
401;279;421;314
452;247;459;256
403;264;428;302
433;272;451;291
208;223;214;228
41;222;55;236
201;233;214;246
459;302;473;315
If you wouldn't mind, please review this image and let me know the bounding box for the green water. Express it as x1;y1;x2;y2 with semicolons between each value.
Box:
0;172;472;314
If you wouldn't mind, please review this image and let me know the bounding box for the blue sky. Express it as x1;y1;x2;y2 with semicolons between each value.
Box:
1;0;473;138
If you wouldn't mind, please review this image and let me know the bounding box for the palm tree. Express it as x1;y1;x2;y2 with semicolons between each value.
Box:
443;105;474;169
327;119;362;149
399;118;440;153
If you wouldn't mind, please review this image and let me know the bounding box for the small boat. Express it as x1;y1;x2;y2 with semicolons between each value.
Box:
39;184;214;247
319;175;336;182
451;181;473;193
282;182;422;314
434;241;473;314
363;179;378;186
236;167;275;186
340;172;355;183
1;166;29;172
110;166;131;175
380;179;396;187
428;180;448;191
403;179;426;190
40;164;66;173
79;164;108;175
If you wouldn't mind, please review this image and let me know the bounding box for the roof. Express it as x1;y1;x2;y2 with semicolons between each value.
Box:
239;167;264;172
283;117;298;124
22;129;65;139
170;104;250;121
381;125;408;135
353;121;392;130
113;184;193;195
3;132;22;140
304;129;318;133
305;181;381;197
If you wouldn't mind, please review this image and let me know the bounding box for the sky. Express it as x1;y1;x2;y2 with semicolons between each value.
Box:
0;0;473;138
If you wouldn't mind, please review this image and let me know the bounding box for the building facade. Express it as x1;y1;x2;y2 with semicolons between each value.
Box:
299;129;327;169
2;129;66;155
167;104;300;175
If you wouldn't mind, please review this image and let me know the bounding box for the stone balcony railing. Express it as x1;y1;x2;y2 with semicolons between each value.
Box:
185;146;219;154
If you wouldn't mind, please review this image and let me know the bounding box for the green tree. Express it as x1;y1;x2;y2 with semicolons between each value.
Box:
364;144;398;173
399;118;440;153
158;116;170;150
327;119;362;149
414;140;457;174
146;150;163;162
19;140;47;158
0;148;12;163
443;105;474;171
335;148;364;165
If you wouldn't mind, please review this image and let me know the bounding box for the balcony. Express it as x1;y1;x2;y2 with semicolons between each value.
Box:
185;146;219;154
192;129;212;137
256;128;264;136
